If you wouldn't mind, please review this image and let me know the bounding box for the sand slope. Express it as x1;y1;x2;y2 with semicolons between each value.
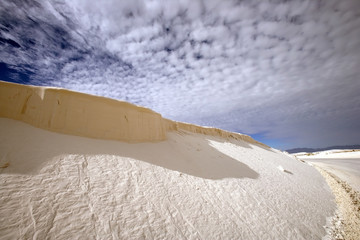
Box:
0;81;337;239
0;118;336;239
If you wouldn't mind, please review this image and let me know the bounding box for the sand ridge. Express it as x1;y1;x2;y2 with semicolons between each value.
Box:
0;81;165;142
1;81;339;239
0;81;266;147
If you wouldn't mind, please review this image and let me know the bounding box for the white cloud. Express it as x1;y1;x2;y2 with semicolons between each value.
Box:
1;0;360;148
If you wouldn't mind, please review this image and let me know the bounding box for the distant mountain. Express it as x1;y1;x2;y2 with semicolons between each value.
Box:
286;145;360;154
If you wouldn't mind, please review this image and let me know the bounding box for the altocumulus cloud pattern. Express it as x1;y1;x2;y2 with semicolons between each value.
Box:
0;0;360;149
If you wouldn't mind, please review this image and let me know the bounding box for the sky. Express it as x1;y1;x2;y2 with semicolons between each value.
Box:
0;0;360;150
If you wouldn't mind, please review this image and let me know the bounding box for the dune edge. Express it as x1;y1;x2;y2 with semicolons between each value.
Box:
0;80;268;147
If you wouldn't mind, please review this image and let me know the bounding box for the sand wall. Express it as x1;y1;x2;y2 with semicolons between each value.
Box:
0;81;165;142
177;121;264;145
0;81;267;146
164;119;266;145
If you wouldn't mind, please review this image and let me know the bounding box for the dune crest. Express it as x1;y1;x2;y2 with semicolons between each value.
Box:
0;81;266;146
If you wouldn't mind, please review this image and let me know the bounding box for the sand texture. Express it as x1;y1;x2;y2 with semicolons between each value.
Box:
0;81;338;239
0;118;336;239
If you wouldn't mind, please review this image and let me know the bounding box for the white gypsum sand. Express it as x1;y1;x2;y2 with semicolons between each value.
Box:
0;81;337;239
0;118;336;239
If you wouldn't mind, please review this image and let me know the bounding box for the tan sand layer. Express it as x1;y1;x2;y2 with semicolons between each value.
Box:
0;81;267;146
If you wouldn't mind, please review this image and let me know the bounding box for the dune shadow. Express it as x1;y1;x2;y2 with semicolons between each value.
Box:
147;131;260;179
0;118;259;180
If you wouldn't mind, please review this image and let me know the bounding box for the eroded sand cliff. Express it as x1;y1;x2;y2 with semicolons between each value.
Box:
0;81;265;146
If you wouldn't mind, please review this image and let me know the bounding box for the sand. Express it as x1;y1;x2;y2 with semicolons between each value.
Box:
315;167;360;240
297;150;360;239
0;118;336;239
0;81;344;239
0;80;263;146
0;81;165;142
310;161;360;193
296;150;360;192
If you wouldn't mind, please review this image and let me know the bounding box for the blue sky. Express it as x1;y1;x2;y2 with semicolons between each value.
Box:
1;0;360;150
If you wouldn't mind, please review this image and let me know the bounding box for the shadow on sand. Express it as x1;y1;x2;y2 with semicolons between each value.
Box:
0;118;259;180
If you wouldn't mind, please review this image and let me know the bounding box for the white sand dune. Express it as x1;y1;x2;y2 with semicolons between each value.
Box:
0;81;337;239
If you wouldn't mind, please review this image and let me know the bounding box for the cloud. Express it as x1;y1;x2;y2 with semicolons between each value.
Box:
1;0;360;149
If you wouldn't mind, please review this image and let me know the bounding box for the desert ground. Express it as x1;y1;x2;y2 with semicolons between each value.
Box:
0;81;358;239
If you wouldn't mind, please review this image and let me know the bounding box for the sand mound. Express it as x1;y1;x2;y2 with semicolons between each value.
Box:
0;118;336;239
0;81;337;239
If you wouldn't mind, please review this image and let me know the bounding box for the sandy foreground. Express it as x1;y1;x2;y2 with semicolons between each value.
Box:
0;118;336;239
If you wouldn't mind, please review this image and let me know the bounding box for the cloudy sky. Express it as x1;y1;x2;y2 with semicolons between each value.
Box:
1;0;360;149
